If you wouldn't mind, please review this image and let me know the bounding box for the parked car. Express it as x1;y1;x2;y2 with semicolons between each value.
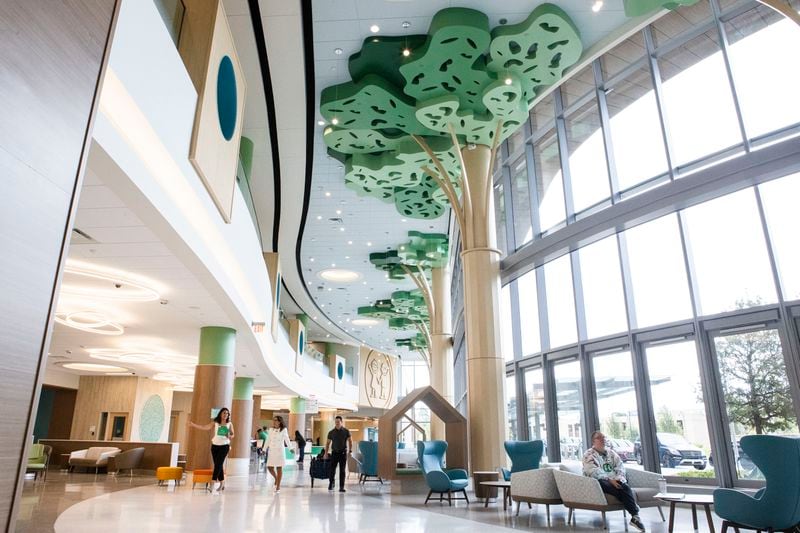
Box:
607;438;636;462
634;433;707;470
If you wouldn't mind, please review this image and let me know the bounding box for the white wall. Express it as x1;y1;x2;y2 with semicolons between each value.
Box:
93;0;357;409
42;368;80;390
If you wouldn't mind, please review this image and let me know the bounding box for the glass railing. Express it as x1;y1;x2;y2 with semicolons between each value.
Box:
153;0;185;46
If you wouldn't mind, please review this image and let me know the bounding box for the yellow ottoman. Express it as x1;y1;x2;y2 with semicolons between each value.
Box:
156;466;183;487
192;469;213;490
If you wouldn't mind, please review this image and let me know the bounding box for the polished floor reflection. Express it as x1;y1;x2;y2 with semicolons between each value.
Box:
19;467;726;532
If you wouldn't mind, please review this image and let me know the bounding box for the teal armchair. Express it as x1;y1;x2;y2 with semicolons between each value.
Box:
417;441;469;505
358;441;382;484
714;435;800;532
501;440;544;481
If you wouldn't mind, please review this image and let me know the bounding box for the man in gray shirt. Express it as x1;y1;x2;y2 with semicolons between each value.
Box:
325;416;352;492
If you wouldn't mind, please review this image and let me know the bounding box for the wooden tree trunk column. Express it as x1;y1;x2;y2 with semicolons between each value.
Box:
460;144;507;473
430;265;454;441
186;327;236;472
229;376;254;475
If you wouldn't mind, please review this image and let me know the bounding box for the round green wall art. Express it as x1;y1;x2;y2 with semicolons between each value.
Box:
139;394;165;442
217;55;237;141
299;330;305;355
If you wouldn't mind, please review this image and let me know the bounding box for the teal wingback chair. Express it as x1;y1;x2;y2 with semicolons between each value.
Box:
358;441;382;484
417;441;470;505
501;440;544;481
714;435;800;532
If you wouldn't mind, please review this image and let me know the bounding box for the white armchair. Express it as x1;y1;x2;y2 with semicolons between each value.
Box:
553;467;666;529
68;447;121;473
510;467;562;524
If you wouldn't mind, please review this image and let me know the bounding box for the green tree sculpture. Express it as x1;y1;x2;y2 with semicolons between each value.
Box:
320;4;582;221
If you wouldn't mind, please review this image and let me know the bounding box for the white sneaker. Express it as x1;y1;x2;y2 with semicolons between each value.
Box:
212;481;221;492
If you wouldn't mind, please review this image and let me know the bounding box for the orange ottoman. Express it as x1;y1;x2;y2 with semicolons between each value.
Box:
192;468;213;490
156;466;183;486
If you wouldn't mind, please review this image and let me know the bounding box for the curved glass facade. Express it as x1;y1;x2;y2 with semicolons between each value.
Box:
491;0;800;488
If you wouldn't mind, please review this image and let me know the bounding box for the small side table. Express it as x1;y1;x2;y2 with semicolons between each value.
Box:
473;471;499;500
480;480;512;510
656;493;716;533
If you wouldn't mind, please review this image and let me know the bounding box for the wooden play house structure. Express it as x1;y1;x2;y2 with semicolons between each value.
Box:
378;386;468;479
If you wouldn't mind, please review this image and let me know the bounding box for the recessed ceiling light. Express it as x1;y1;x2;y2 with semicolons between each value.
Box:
592;0;604;12
318;269;363;283
352;318;381;327
366;242;372;247
504;77;513;85
331;118;339;126
317;120;326;126
370;24;380;33
344;256;350;259
401;218;407;222
362;281;367;285
331;263;336;267
334;48;343;55
336;209;342;215
402;21;411;29
325;191;331;197
347;240;353;245
339;227;345;232
316;215;322;220
62;362;128;373
402;48;411;57
310;257;315;262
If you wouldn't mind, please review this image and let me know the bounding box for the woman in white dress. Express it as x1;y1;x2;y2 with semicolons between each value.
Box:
266;415;290;492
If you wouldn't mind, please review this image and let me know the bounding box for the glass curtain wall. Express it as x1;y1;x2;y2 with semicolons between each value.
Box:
495;0;800;488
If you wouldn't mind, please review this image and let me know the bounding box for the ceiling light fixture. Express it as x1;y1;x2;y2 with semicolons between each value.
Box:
317;120;326;126
316;215;322;220
351;318;381;327
401;21;411;29
336;209;342;215
334;47;343;55
366;241;372;247
339;227;345;232
504;77;513;85
370;24;380;33
347;240;353;245
62;362;129;373
402;48;411;57
54;311;124;336
331;118;339;125
592;0;604;12
61;260;160;302
325;191;331;197
318;268;362;283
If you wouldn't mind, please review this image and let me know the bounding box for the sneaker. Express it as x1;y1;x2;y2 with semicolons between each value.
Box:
339;488;346;493
212;481;221;492
630;515;646;532
328;484;334;491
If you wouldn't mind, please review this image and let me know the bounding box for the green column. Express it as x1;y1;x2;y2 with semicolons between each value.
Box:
297;314;309;329
289;397;306;414
233;377;254;400
198;326;236;365
289;397;307;442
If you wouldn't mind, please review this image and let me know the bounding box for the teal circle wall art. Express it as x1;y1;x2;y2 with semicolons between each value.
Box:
216;55;237;141
299;330;305;355
139;394;165;442
337;361;344;380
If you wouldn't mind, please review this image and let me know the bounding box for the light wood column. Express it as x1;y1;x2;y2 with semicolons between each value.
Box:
288;397;306;441
186;327;235;471
229;377;254;475
251;395;262;431
430;265;454;440
460;145;507;473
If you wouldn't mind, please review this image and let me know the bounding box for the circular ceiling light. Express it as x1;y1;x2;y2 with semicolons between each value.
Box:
61;261;160;302
62;362;129;373
317;269;362;283
54;311;124;336
370;24;380;33
351;318;381;327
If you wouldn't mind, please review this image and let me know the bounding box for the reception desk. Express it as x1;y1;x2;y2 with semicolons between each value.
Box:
39;440;178;472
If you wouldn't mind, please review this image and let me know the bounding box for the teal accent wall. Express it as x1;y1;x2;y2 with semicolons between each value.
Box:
32;387;55;442
139;394;165;442
198;326;236;366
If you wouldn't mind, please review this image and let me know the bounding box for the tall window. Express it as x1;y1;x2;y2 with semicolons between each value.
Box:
534;133;565;233
554;359;584;460
511;156;533;247
518;269;541;356
759;172;800;301
525;367;548;460
578;236;628;339
544;255;577;348
644;341;712;477
592;350;641;469
713;328;798;481
399;361;431;446
494;181;508;256
500;283;515;361
506;374;518;441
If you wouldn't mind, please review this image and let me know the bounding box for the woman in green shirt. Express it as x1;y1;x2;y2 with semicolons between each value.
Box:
189;407;235;492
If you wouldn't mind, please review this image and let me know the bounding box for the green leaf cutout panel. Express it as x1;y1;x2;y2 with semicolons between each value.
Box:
319;4;583;219
396;333;428;350
623;0;700;17
370;231;449;279
487;4;582;105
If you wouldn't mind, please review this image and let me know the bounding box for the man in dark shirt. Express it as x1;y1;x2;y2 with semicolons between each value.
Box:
325;416;352;492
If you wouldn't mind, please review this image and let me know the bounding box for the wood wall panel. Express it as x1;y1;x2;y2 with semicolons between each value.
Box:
0;0;117;529
70;376;138;440
185;365;234;471
49;388;78;440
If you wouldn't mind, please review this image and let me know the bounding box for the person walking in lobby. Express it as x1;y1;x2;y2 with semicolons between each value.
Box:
583;430;645;532
325;416;352;493
188;407;234;493
266;416;291;492
294;430;307;465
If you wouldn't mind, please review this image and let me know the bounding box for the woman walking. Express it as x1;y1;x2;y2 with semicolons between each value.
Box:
294;430;307;464
266;415;290;492
188;407;234;493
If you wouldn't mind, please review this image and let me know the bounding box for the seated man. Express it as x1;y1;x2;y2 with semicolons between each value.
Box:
583;431;645;532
